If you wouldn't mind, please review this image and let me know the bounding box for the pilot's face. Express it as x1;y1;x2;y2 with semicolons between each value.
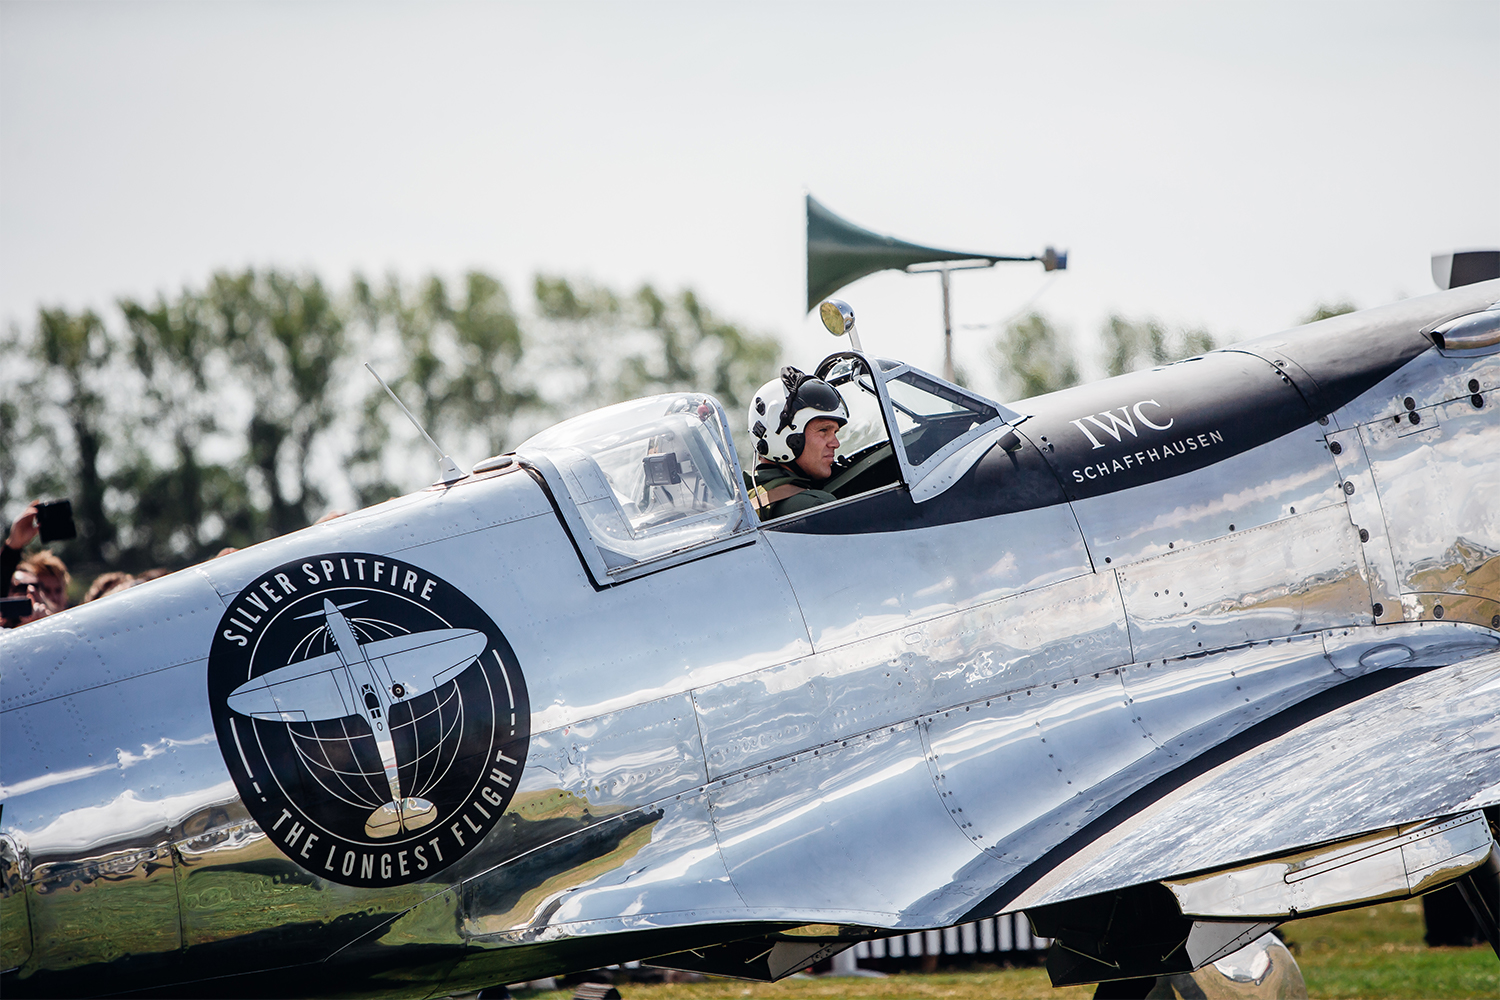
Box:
795;418;842;480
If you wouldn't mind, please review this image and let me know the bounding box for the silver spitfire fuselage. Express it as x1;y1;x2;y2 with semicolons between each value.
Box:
3;279;1500;997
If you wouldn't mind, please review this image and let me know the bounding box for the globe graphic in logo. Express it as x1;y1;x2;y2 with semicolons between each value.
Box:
208;553;528;887
275;607;472;838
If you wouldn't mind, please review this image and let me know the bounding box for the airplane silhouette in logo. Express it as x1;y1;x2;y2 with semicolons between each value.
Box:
226;597;488;838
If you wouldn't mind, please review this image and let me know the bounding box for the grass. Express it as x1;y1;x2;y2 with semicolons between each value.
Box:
1281;901;1500;999
511;902;1499;1000
518;968;1087;1000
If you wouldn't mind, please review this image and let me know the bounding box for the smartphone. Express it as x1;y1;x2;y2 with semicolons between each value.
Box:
0;595;32;621
36;499;76;543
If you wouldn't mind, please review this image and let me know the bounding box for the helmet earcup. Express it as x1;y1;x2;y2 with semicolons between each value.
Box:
785;432;805;459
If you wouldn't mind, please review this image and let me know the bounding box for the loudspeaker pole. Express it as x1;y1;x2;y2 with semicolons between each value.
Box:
940;266;953;382
908;259;1004;384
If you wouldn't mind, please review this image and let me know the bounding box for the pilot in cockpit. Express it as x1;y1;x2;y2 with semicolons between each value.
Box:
746;367;850;520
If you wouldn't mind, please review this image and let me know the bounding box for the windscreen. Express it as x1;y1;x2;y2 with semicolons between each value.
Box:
885;371;1001;466
820;356;889;455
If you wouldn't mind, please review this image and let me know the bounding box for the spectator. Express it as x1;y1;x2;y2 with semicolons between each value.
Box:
21;550;70;612
3;501;41;593
6;567;53;626
83;571;138;604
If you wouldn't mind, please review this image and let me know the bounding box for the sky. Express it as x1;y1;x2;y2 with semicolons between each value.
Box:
2;0;1497;398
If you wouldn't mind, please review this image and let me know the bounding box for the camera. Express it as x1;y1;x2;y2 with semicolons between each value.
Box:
1;595;32;622
36;499;76;543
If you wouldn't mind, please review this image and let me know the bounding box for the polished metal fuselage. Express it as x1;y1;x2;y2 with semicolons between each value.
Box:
3;279;1499;996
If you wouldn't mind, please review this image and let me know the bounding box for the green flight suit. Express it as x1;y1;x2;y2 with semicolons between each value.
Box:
748;463;838;521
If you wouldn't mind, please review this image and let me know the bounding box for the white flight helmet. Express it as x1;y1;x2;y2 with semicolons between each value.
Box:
748;367;849;463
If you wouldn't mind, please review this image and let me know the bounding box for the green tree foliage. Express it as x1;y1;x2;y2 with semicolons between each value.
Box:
534;276;779;417
215;271;348;537
991;311;1223;403
1303;301;1357;324
533;274;626;417
119;284;252;565
6;308;120;568
0;269;776;584
114;269;350;562
991;312;1081;400
0;322;27;517
627;285;779;413
351;272;540;506
0;397;18;514
1100;315;1216;378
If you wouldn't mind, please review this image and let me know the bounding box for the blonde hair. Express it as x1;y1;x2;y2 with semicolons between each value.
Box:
19;549;70;590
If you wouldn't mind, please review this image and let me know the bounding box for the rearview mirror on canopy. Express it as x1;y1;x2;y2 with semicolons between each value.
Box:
818;298;863;352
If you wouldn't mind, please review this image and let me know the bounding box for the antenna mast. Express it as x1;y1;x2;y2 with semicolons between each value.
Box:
365;363;465;484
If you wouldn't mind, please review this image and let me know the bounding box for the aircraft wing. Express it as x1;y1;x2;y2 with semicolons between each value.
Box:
1009;648;1500;913
360;628;488;695
225;649;355;723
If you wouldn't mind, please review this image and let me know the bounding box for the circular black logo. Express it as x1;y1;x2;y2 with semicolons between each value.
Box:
208;552;529;887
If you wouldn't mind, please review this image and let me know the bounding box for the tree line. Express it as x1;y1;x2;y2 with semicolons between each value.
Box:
987;312;1217;401
985;300;1354;401
0;270;779;581
2;260;1348;591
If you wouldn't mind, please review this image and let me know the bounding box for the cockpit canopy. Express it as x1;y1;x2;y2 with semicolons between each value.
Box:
516;355;1018;584
518;394;752;583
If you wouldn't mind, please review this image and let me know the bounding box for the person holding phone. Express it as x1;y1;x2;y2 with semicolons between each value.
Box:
6;566;53;626
2;500;42;595
22;550;70;612
3;500;75;625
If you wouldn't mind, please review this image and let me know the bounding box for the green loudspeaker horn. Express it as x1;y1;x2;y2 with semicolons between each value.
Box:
806;195;1048;311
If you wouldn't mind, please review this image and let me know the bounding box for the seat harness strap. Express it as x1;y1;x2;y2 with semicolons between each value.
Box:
748;476;805;512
